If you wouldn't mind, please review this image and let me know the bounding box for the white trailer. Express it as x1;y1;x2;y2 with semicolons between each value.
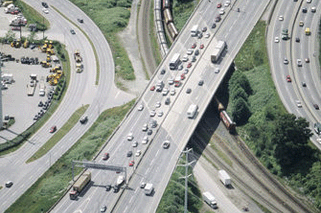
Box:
211;40;226;63
202;192;217;209
218;169;231;186
144;183;154;195
191;25;199;37
2;73;13;83
187;104;198;119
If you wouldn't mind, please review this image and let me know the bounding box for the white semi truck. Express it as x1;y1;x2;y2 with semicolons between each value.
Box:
202;192;217;209
211;40;226;63
218;169;231;186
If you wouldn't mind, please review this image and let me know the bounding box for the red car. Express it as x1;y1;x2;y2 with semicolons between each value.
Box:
49;125;57;133
174;82;181;87
191;43;196;49
129;160;135;167
187;63;192;68
200;44;204;49
150;85;155;91
217;3;222;8
102;153;109;160
286;75;291;82
181;74;185;80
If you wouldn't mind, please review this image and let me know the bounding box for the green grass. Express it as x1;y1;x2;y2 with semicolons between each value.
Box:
27;105;89;163
172;0;196;31
69;0;135;85
14;0;50;30
5;100;135;213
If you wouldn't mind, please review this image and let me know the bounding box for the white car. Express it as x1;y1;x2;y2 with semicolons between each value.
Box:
187;49;193;55
155;101;161;108
297;59;302;67
42;8;49;14
158;110;164;117
224;0;230;7
162;88;169;96
306;0;311;3
136;150;142;157
296;100;302;108
274;37;279;43
278;15;284;21
150;110;156;117
168;78;174;85
142;136;149;144
132;141;138;147
205;32;210;38
170;89;176;96
311;7;316;12
127;132;134;141
219;8;225;15
142;123;148;131
137;104;144;111
182;56;189;62
215;68;220;73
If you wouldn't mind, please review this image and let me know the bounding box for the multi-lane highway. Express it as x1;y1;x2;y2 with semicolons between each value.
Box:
51;0;270;212
0;0;133;211
268;0;321;148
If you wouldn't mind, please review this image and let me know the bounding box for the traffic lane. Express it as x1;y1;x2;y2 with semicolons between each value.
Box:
115;128;176;213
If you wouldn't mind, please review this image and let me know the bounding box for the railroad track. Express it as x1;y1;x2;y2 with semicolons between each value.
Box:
191;117;314;213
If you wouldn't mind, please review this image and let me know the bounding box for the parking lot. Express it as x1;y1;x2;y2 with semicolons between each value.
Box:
0;43;54;143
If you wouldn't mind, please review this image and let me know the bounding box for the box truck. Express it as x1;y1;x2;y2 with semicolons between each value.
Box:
218;169;231;186
202;192;217;209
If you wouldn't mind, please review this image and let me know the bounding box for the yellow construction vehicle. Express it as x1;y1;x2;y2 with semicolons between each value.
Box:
23;39;29;48
48;40;53;49
40;61;51;68
16;38;21;48
305;28;311;35
41;40;49;52
46;48;54;55
50;65;61;73
10;40;15;47
46;54;51;62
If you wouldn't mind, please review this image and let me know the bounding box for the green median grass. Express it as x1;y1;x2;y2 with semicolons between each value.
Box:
6;99;135;213
27;104;89;163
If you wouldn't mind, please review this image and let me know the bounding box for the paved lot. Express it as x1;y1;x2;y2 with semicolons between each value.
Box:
0;43;55;143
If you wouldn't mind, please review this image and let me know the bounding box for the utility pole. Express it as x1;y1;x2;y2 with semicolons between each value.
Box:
178;148;195;213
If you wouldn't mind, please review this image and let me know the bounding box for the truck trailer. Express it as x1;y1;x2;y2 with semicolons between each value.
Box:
144;183;154;195
218;169;231;186
211;40;226;63
69;171;91;200
187;104;198;119
202;192;217;209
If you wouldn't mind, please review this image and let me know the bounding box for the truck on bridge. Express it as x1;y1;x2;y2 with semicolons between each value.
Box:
69;171;91;200
211;40;226;63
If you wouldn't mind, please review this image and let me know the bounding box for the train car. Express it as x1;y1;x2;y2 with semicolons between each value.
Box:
158;31;167;44
163;0;170;10
155;20;163;32
163;8;173;25
155;9;162;21
220;110;236;131
155;0;162;10
168;22;178;40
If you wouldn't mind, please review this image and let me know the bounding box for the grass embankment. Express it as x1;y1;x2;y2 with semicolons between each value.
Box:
156;157;202;213
172;0;196;31
6;100;135;213
0;41;70;155
27;105;89;163
69;0;135;88
217;20;320;211
14;0;50;30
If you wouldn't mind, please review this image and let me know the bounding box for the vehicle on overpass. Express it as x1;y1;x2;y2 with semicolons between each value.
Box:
187;104;198;118
169;53;180;70
211;40;226;63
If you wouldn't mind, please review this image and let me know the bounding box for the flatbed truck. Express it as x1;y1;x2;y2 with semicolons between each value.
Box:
69;171;91;200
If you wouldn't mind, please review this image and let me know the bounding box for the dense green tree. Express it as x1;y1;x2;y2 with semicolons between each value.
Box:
230;87;248;102
232;97;251;125
271;114;313;171
229;71;252;96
